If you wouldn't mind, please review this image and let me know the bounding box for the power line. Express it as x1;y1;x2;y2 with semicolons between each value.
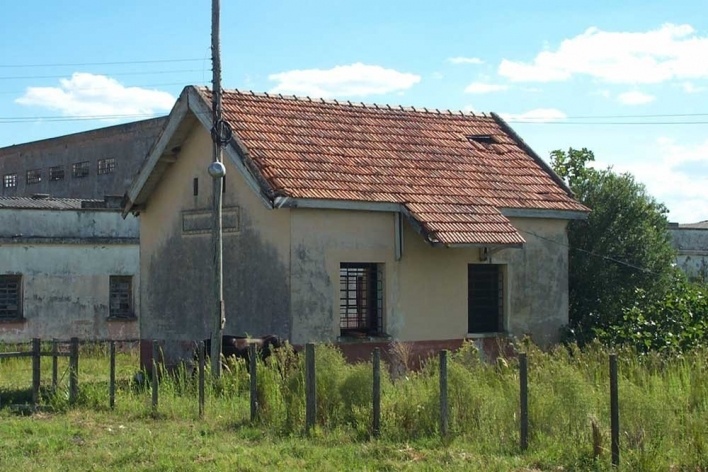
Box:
0;81;206;95
0;58;205;68
0;69;205;81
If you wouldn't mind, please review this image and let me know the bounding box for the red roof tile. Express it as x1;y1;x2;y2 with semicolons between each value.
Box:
198;88;587;246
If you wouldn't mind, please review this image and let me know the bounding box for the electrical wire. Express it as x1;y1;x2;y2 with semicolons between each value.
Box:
0;58;204;68
0;69;204;80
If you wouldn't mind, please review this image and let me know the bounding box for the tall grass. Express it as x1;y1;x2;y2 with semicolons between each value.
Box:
2;340;708;470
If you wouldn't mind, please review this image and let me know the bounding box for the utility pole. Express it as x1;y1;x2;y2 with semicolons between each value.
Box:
208;0;229;378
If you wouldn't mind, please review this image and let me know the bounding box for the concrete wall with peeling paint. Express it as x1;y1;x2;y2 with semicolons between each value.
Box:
670;227;708;282
0;208;139;342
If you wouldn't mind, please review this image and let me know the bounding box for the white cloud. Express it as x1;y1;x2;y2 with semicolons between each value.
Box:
268;63;420;98
597;138;708;223
15;73;174;118
682;82;706;93
447;56;484;65
498;23;708;84
500;108;567;123
464;82;509;94
617;90;655;105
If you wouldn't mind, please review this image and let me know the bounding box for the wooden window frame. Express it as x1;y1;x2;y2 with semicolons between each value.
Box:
109;275;135;320
0;275;23;321
339;263;384;337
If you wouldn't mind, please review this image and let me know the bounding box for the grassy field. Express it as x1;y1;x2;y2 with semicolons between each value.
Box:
1;341;708;471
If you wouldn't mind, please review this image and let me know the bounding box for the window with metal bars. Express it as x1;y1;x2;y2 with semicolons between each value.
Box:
109;276;134;319
0;275;22;320
72;161;90;178
49;166;64;181
468;264;504;333
98;158;116;175
3;173;17;189
339;263;384;336
26;169;42;185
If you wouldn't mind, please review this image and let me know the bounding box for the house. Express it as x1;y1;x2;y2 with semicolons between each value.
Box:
123;86;589;368
669;221;708;282
0;196;139;342
1;117;165;199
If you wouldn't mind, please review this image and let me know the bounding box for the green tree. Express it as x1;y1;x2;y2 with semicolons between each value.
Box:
550;148;676;343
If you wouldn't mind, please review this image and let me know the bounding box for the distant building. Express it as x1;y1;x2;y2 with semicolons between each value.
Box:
669;221;708;282
0;117;166;199
0;196;140;342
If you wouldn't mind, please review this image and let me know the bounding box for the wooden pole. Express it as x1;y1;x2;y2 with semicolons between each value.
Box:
372;347;381;438
198;341;205;418
519;352;529;451
439;350;448;438
31;338;41;406
151;340;159;414
109;341;116;410
610;354;620;467
249;343;258;422
305;343;316;434
51;339;58;392
209;0;226;379
69;337;79;405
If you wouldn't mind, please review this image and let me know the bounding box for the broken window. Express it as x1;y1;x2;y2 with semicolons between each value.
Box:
0;275;22;320
109;276;134;319
98;158;116;175
72;161;90;178
468;264;504;333
339;263;384;337
3;173;17;189
26;169;42;185
49;166;64;181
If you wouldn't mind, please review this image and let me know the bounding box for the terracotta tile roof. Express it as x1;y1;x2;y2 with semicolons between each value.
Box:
198;88;588;246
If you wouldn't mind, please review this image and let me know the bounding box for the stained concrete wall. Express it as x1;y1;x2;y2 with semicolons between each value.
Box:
139;126;291;364
670;227;708;282
0;209;139;342
0;118;165;199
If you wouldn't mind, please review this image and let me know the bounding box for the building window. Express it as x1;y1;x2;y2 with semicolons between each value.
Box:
0;275;22;321
98;158;116;175
72;161;90;178
49;166;65;181
339;263;384;336
26;169;42;185
468;264;504;333
3;173;17;189
109;276;134;319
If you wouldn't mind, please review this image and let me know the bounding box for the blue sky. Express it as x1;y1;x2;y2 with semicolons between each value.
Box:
1;0;706;222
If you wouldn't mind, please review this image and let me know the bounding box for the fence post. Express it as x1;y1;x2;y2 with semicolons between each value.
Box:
519;352;529;451
198;341;205;418
69;337;79;405
610;354;620;467
151;340;159;414
32;338;41;406
439;349;448;438
372;347;381;438
109;341;116;410
305;343;316;434
52;339;58;392
249;343;258;422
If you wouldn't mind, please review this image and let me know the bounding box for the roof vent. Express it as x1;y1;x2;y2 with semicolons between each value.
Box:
31;193;50;199
466;134;495;145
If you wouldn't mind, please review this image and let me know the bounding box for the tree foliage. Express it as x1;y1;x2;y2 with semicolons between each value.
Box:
550;148;677;344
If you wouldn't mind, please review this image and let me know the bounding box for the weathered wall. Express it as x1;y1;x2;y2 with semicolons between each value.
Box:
0;208;139;239
0;244;139;342
288;210;569;346
670;227;708;282
0;118;165;199
139;126;291;365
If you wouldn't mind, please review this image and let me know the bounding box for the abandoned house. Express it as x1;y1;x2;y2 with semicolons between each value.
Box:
670;220;708;282
0;117;165;199
123;85;589;367
0;196;140;342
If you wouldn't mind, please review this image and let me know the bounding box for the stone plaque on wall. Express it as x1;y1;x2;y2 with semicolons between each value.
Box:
182;206;239;235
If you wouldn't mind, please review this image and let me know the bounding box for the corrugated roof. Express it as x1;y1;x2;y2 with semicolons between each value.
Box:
195;88;587;246
0;196;103;210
